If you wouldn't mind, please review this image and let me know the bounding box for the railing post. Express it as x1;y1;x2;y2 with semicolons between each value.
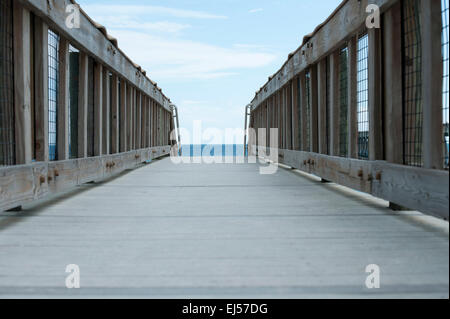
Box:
299;73;307;151
317;59;327;155
329;51;340;157
348;36;358;159
102;68;110;155
120;81;127;152
78;52;88;158
421;0;444;169
93;63;103;156
368;28;383;161
33;17;49;162
383;2;403;164
127;85;133;151
292;79;300;150
110;74;119;154
13;2;32;164
136;91;141;149
57;38;70;161
310;64;319;153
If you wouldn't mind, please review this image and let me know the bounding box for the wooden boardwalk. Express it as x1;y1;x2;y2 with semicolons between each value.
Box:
0;157;448;298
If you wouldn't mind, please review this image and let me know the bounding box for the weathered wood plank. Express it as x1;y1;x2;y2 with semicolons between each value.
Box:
57;38;70;161
93;63;103;156
78;52;88;158
102;68;110;155
317;59;327;154
13;3;32;165
110;74;119;154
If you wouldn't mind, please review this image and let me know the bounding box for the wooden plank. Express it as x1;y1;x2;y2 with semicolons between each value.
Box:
136;92;142;149
368;28;383;160
127;85;133;150
77;52;88;158
383;2;403;164
329;51;340;156
110;74;119;154
93;63;103;156
57;38;70;161
299;73;307;151
317;59;327;154
13;3;32;165
310;64;319;153
119;80;127;152
0;146;171;212
348;36;358;159
102;68;110;155
33;16;49;162
291;79;299;150
421;0;444;169
22;0;172;110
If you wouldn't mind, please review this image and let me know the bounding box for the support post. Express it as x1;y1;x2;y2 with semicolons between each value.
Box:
318;59;327;154
421;0;444;169
120;81;127;152
310;64;319;153
102;68;110;155
78;52;88;158
93;63;103;156
57;38;70;161
13;3;32;164
330;51;340;157
110;74;119;154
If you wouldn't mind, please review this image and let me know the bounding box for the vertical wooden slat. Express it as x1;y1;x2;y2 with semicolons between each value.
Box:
421;0;444;169
330;51;340;157
318;59;327;154
300;73;307;151
77;52;88;158
119;80;127;152
141;95;147;148
136;91;142;149
384;2;404;164
93;63;103;156
310;64;319;153
102;68;110;155
13;3;32;164
110;73;119;154
33;17;49;162
348;36;358;159
368;28;383;161
57;38;69;161
292;79;299;150
148;98;152;147
127;85;133;150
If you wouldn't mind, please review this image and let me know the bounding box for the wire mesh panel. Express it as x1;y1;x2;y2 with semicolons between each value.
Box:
442;0;449;169
0;0;15;166
87;57;94;157
48;29;60;161
305;71;311;152
339;47;349;157
402;0;423;167
297;77;302;150
357;33;369;159
68;45;79;159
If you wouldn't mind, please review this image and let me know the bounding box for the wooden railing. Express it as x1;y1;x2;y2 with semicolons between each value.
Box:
0;0;178;211
248;0;449;220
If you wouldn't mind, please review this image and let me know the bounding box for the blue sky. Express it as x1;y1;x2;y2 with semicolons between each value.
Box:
77;0;343;136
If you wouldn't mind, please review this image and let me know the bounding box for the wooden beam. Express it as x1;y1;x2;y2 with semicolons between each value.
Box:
421;0;444;169
310;64;319;153
93;62;103;156
383;2;403;164
110;74;119;154
57;38;70;161
119;80;127;152
348;36;358;159
368;28;383;161
33;16;49;162
102;67;110;155
317;59;327;154
77;52;88;158
13;3;32;165
329;52;340;157
136;92;142;149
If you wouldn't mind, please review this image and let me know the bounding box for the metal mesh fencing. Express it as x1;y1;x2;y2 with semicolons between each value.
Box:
357;33;370;159
0;0;15;166
69;45;79;159
442;0;449;169
339;47;349;157
48;29;60;161
402;0;423;167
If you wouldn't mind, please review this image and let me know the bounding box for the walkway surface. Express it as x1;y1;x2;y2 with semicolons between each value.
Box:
0;157;448;298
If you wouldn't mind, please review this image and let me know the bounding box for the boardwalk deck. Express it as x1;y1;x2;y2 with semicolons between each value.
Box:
0;157;448;298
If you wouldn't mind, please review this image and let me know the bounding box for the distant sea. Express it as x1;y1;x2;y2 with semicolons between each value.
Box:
180;144;245;157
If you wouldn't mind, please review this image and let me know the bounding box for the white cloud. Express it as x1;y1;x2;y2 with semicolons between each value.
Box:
81;4;228;20
111;30;277;80
91;17;190;33
249;8;263;13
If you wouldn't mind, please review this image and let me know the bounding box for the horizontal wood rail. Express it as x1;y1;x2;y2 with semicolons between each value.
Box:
0;146;172;212
255;147;449;220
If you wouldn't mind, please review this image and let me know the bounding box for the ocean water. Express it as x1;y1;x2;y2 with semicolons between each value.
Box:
180;144;245;157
